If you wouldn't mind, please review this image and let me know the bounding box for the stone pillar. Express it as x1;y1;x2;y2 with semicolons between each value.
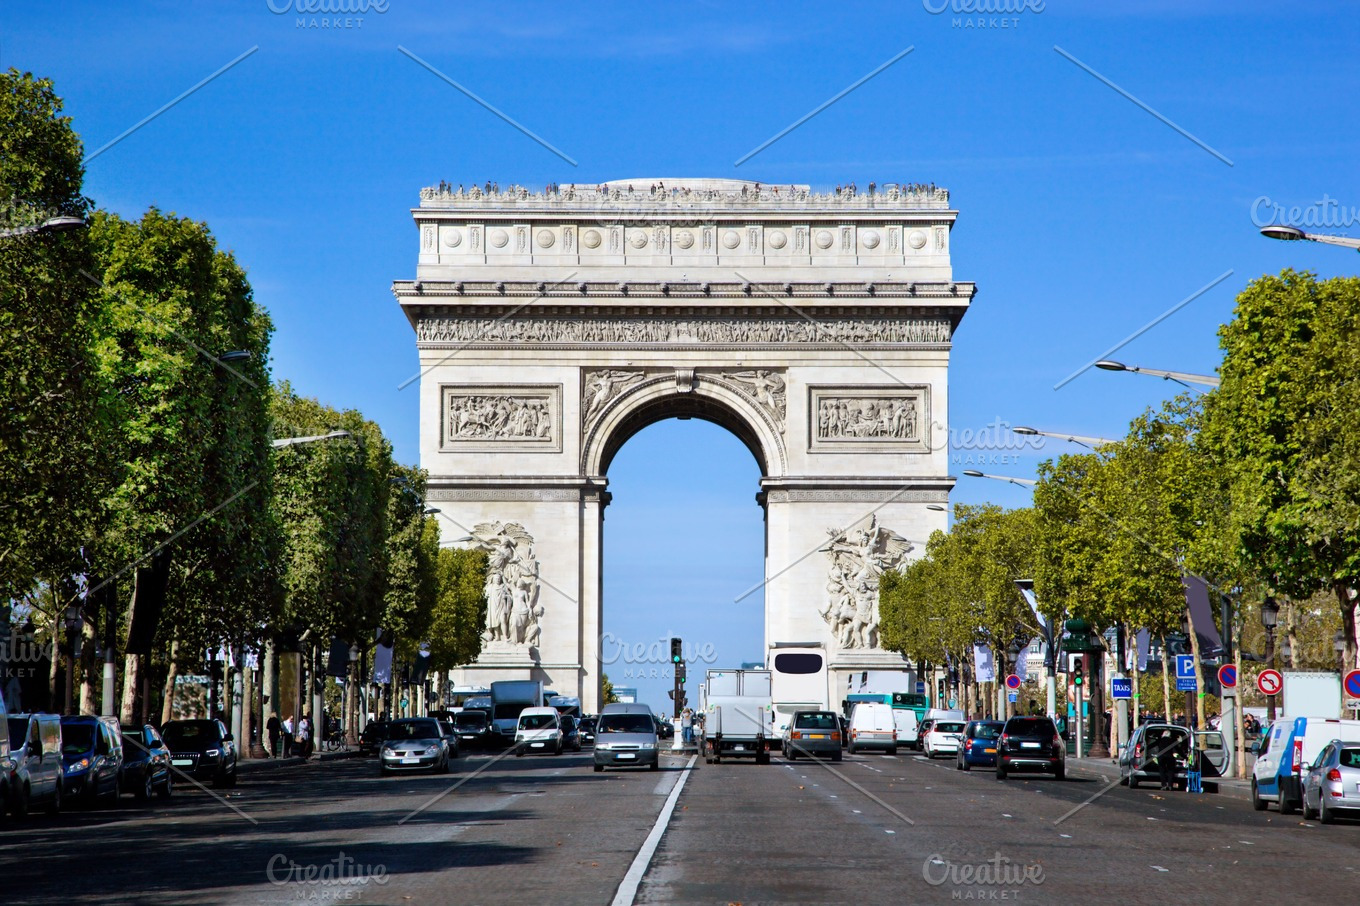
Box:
580;482;607;714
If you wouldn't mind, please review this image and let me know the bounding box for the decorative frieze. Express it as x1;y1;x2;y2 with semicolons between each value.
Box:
416;316;952;346
441;384;562;452
809;385;931;453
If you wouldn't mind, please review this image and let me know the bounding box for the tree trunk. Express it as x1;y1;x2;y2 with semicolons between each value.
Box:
1234;636;1247;779
1337;582;1358;671
119;652;140;725
47;616;61;713
1159;635;1172;722
1186;607;1207;730
161;642;179;725
1131;658;1141;732
79;619;99;714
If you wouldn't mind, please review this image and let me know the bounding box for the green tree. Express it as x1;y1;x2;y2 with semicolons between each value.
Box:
601;672;620;705
427;547;487;671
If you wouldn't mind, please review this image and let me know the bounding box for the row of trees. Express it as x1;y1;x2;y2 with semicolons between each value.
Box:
880;269;1360;731
1;70;486;726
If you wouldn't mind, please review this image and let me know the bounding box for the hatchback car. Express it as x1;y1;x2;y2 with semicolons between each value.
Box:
955;720;1004;771
996;716;1065;780
379;718;451;774
560;715;583;752
161;718;238;787
922;719;967;759
451;710;492;750
914;718;936;751
1303;739;1360;824
577;716;597;747
782;710;842;761
359;720;389;756
121;723;173;800
60;715;124;806
593;704;659;771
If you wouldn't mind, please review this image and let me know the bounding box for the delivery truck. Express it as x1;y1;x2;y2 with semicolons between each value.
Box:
702;668;773;764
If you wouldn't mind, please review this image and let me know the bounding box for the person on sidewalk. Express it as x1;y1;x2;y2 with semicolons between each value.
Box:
681;708;693;744
298;715;312;759
282;715;295;758
266;713;281;758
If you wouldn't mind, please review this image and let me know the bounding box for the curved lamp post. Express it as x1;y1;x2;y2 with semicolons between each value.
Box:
961;469;1038;488
1094;360;1220;389
1260;224;1360;252
0;215;86;240
1012;426;1120;451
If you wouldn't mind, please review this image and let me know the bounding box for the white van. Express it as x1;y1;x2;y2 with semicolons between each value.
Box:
848;702;897;755
515;706;563;756
1251;716;1360;813
892;708;919;750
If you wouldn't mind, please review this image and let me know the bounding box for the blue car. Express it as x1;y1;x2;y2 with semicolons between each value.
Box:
955;720;1005;771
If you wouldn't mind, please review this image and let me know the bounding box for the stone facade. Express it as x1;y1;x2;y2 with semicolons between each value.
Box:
395;178;974;711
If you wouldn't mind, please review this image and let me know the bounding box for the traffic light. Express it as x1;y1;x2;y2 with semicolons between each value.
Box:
1072;656;1084;686
676;661;687;684
936;678;945;700
670;637;683;664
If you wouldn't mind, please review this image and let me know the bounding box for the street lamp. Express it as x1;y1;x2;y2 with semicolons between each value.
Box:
1260;598;1279;722
1011;426;1121;451
0;215;86;240
1260;224;1360;252
1280;638;1293;669
1335;631;1347;675
961;469;1038;488
926;504;946;512
1094;359;1220;389
271;430;351;449
219;350;252;363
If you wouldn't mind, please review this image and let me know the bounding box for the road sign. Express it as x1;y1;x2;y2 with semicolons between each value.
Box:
1005;673;1021;690
1111;677;1132;700
1007;692;1018;703
1343;670;1360;708
1256;668;1283;697
916;681;926;695
1175;655;1197;692
1217;664;1238;690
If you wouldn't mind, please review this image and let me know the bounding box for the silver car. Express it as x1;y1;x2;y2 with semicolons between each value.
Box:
1303;739;1360;824
592;703;658;772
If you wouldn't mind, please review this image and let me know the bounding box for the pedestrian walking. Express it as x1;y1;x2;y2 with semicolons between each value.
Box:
282;714;295;758
266;712;282;757
298;715;313;759
681;708;693;744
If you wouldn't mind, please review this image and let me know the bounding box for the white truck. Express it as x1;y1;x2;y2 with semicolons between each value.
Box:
489;680;545;744
702;669;773;765
1282;671;1342;719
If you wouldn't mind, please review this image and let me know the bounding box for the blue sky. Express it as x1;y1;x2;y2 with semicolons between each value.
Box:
7;1;1359;711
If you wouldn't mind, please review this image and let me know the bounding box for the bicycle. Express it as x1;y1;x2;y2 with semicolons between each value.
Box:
321;727;346;752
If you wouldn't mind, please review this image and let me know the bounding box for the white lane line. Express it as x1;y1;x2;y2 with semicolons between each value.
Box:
612;754;698;906
1152;866;1169;872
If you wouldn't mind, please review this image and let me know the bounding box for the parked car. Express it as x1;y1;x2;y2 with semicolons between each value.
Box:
1252;716;1360;814
7;712;64;816
922;719;967;760
359;720;389;756
451;710;492;750
847;702;897;755
955;720;1004;771
656;717;675;740
379;718;451;775
577;716;597;747
560;714;583;753
515;707;563;756
782;710;842;761
161;718;238;788
1303;739;1360;824
0;686;11;812
1120;724;1192;790
593;703;659;772
435;720;462;760
121;723;173;800
914;718;936;751
60;715;124;806
996;716;1065;781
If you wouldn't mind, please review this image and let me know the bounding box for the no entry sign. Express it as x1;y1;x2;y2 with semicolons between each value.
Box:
1256;668;1283;697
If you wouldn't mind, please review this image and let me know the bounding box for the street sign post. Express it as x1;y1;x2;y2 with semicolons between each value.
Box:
1007;692;1018;703
1343;669;1360;710
1256;668;1283;698
1175;654;1198;692
1111;677;1132;700
1217;664;1237;691
1005;674;1021;691
916;681;926;695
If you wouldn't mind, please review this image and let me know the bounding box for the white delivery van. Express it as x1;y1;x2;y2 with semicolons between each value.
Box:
848;702;897;755
1251;716;1360;814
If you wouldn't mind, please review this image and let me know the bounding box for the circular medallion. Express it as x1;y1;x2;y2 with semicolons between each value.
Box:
536;229;555;248
629;230;648;249
862;230;880;249
767;230;787;249
815;230;834;249
443;229;463;248
489;228;509;249
582;229;602;249
675;230;694;249
908;230;927;249
722;230;741;249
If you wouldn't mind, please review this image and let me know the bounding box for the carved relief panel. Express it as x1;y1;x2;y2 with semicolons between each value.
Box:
441;384;563;452
808;385;930;453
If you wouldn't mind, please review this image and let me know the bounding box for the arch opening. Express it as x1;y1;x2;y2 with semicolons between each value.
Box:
598;394;769;478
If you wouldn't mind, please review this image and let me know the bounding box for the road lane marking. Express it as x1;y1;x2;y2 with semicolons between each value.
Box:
1152;866;1170;872
611;754;697;906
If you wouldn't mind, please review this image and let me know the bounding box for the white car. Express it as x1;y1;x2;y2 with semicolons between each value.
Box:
922;720;967;759
515;706;563;756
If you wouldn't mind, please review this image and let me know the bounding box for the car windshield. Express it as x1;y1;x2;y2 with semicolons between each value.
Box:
970;724;1003;740
578;718;596;731
386;721;439;740
454;712;487;729
519;714;556;730
62;723;96;754
598;715;653;734
1341;748;1360;769
935;722;965;733
161;722;218;746
1005;718;1053;737
794;714;838;730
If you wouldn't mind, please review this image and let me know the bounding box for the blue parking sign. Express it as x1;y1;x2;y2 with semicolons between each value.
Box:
1175;655;1197;692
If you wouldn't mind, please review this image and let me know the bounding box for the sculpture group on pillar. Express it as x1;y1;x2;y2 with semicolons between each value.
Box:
467;522;543;648
821;516;913;649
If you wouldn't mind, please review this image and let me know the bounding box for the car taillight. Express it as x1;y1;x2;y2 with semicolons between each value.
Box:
851;729;857;738
892;730;898;740
1293;738;1303;774
1327;768;1342;783
1052;735;1062;750
999;733;1009;747
791;732;802;739
965;738;973;748
831;732;840;742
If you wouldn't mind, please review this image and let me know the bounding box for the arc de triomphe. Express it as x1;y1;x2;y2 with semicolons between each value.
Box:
394;179;973;712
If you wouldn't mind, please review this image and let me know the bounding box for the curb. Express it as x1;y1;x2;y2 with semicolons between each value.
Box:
238;748;362;774
1067;758;1253;802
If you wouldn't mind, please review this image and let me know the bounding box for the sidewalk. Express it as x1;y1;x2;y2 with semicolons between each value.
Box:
238;746;361;774
1067;754;1254;802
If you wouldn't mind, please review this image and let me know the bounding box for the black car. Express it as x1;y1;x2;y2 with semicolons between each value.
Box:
121;724;174;800
161;718;238;787
577;716;597;748
451;711;491;750
560;715;583;752
996;716;1065;781
656;717;674;740
359;720;389;756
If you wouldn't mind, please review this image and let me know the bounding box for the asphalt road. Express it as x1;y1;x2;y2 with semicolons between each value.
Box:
3;746;1358;905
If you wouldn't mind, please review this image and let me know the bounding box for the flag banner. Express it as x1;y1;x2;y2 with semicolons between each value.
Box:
372;632;394;684
1181;574;1224;655
974;645;995;683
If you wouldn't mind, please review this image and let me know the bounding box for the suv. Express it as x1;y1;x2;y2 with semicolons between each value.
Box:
1120;723;1191;790
161;718;238;787
996;716;1065;781
7;712;64;816
60;715;124;806
451;710;491;750
782;710;842;761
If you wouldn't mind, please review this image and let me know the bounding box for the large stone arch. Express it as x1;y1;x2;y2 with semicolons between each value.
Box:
396;178;974;713
582;370;787;478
